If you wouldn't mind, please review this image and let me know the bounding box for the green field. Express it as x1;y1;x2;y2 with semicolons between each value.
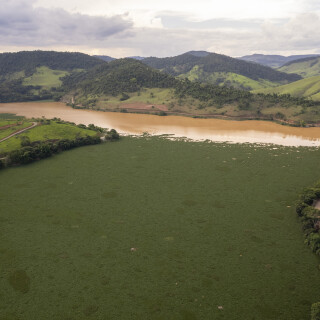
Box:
253;75;320;101
0;119;97;154
1;136;320;319
177;67;279;90
22;66;69;88
278;57;320;78
0;120;33;140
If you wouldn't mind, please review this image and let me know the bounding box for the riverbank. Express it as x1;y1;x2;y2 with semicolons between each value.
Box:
1;102;320;146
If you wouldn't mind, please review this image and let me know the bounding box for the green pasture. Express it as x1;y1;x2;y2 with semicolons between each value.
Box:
22;66;69;88
0;121;97;154
0;120;33;140
253;76;320;101
178;68;278;90
278;58;320;78
0;136;320;319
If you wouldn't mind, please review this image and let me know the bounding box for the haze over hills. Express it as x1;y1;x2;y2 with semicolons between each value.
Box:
239;54;320;68
142;51;301;90
93;55;115;62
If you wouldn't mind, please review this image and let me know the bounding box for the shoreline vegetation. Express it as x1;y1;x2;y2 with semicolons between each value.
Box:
67;101;319;128
0;116;120;170
296;181;320;320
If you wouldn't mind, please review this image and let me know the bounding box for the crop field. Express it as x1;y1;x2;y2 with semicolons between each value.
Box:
1;137;320;319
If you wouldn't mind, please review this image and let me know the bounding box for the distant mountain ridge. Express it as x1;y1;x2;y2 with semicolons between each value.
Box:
93;55;115;62
239;54;320;68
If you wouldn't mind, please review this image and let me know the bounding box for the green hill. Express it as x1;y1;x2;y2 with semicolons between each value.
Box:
0;51;105;102
253;75;320;101
142;52;301;90
61;58;320;124
278;56;320;78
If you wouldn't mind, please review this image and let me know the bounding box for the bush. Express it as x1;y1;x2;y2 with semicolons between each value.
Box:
7;135;102;167
105;129;120;141
311;302;320;320
296;183;320;256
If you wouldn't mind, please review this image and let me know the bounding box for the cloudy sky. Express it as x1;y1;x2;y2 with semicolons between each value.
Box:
0;0;319;57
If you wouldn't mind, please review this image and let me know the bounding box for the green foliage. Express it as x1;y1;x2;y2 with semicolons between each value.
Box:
62;58;176;96
105;129;120;141
7;135;101;166
311;302;320;320
296;182;320;255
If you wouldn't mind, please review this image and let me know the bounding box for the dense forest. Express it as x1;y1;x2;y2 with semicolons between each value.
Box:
62;58;176;95
142;52;302;83
0;51;104;78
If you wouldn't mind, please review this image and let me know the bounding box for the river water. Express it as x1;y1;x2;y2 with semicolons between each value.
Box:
1;102;320;147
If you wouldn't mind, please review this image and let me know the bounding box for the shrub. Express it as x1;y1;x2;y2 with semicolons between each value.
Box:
311;302;320;320
296;183;320;256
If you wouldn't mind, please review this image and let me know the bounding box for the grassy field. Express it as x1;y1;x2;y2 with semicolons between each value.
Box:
177;67;278;90
72;87;320;124
23;66;69;88
0;119;97;154
253;76;320;101
0;120;33;140
278;57;320;78
0;136;320;319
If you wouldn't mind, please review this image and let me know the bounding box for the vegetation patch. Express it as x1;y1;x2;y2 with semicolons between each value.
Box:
0;117;119;168
296;181;320;255
1;137;320;319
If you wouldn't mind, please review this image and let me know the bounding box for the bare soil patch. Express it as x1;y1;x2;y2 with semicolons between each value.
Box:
313;200;320;210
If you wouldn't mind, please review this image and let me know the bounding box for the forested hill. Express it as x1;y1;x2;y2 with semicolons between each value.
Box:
62;58;177;95
0;51;104;77
142;52;301;84
62;58;318;111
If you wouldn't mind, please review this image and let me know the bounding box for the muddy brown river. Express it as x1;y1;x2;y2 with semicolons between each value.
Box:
1;102;320;146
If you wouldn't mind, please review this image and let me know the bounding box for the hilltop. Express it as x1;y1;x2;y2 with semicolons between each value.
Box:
142;51;301;90
239;54;320;68
278;56;320;78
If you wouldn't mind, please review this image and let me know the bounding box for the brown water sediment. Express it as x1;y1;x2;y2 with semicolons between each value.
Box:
1;102;320;147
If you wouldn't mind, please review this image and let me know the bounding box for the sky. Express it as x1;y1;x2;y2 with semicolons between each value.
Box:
0;0;319;57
